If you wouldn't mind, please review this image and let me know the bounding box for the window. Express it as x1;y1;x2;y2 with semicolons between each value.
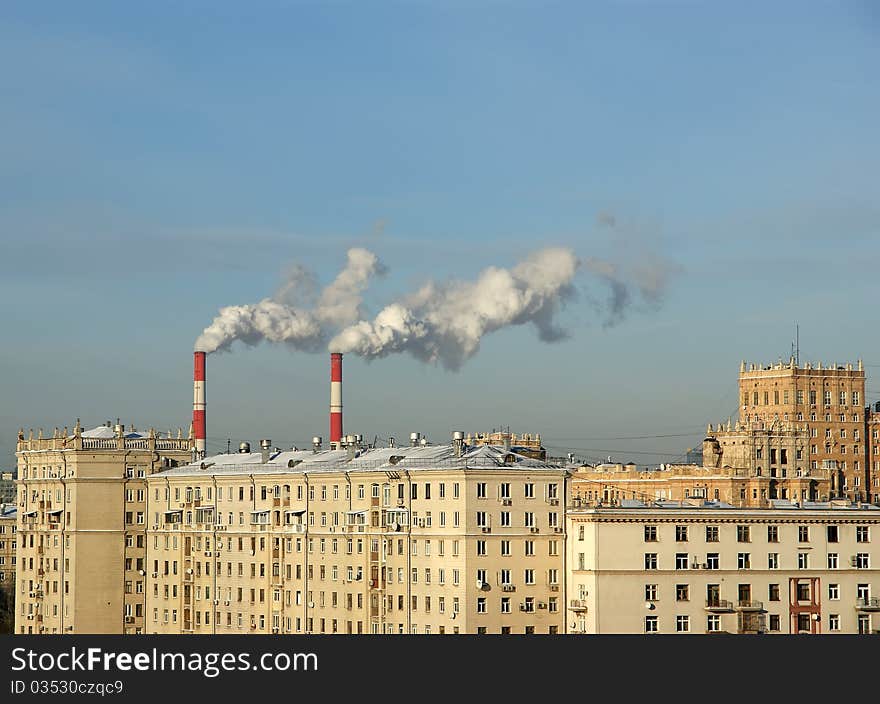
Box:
675;553;689;570
524;483;534;499
706;614;720;632
796;582;811;602
645;584;657;601
644;616;658;633
769;614;781;632
705;525;719;542
768;553;778;569
855;553;870;569
644;525;658;542
676;584;689;602
524;569;535;585
737;525;750;543
644;553;658;570
827;553;838;569
675;525;688;542
828;584;839;600
798;553;809;569
477;598;486;614
829;614;840;631
798;525;809;543
475;512;488;528
737;553;750;569
476;483;487;499
675;615;689;633
768;584;780;601
705;553;719;570
827;525;839;543
857;526;870;543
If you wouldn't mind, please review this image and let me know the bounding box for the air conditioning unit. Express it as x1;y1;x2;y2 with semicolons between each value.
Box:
124;616;135;624
28;592;35;598
549;499;559;506
151;572;158;578
851;556;859;567
537;601;547;609
530;527;539;533
519;604;527;612
691;561;700;569
501;499;512;506
27;614;34;620
549;585;559;592
205;551;212;557
553;527;562;533
224;600;230;606
481;527;490;533
476;579;486;589
214;599;220;605
501;584;515;592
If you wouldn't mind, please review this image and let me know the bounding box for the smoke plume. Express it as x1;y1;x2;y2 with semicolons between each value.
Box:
196;242;673;364
195;248;385;353
328;248;580;370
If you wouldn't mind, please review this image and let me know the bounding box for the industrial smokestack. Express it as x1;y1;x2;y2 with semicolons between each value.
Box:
193;351;207;459
330;352;343;445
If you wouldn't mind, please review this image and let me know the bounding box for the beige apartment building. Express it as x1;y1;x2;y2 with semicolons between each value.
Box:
144;438;568;635
0;504;16;588
568;500;880;634
868;404;880;499
15;421;192;634
571;422;831;508
739;359;867;501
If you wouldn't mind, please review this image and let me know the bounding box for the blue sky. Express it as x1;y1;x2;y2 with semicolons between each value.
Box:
1;1;879;469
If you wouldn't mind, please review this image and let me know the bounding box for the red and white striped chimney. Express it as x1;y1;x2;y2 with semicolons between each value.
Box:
330;352;343;445
193;351;206;459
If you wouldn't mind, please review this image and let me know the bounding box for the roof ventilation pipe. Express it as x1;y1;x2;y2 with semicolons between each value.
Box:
260;439;272;464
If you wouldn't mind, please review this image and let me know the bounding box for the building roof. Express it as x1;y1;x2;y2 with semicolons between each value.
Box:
569;498;880;515
0;505;17;519
156;442;565;479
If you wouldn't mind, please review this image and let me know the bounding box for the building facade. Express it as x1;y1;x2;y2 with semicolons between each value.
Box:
0;473;16;505
739;359;867;501
144;440;567;635
15;422;192;634
0;504;15;633
567;501;880;634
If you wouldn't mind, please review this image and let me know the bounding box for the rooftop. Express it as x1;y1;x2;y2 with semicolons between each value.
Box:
569;497;880;514
157;442;565;478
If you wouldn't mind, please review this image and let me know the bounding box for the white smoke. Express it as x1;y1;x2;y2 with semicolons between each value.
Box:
329;247;580;370
195;248;385;353
314;248;386;327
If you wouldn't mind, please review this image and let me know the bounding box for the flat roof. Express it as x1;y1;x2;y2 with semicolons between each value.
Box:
155;443;565;479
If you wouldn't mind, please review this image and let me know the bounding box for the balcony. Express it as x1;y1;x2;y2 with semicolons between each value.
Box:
705;599;735;613
856;598;880;612
735;600;764;612
569;600;588;611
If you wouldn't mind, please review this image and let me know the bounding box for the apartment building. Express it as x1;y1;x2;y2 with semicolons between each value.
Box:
868;403;880;500
0;472;16;504
144;439;568;635
15;421;192;634
571;422;831;508
739;359;867;501
568;500;880;634
0;504;16;588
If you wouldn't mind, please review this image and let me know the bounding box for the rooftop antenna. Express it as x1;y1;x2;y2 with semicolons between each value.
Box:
226;438;231;454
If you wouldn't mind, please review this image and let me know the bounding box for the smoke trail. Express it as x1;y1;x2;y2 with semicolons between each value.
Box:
314;248;387;326
195;248;385;353
329;247;580;370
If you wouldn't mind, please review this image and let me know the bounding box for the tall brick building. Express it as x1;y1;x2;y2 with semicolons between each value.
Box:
739;359;868;502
